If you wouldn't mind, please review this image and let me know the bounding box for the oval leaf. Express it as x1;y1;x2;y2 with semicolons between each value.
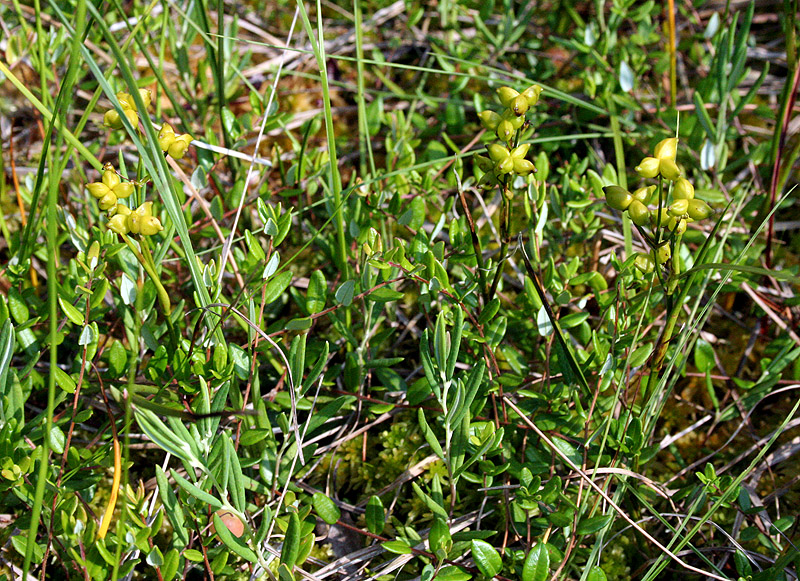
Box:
264;271;293;305
312;492;341;525
471;539;502;578
522;542;549;581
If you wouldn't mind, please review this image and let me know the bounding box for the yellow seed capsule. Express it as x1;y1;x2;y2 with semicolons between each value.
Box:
651;244;671;263
487;144;510;163
112;183;134;199
496;86;520;107
522;84;543;107
654;137;678;162
127;212;141;234
659;158;681;181
474;155;493;173
138;88;152;110
123;108;139;128
87;182;112;199
628;200;650;226
158;123;176;152
603;185;633;211
167;134;192;159
107;214;131;235
496;119;515;142
687;199;713;221
673;178;694;200
111;204;131;217
672;218;687;234
102;166;120;189
496;156;515;174
651;208;670;228
635;157;660;178
632;185;656;204
103;110;122;129
139;216;163;236
98;192;117;211
511;143;530;159
511;94;529;116
478;111;501;130
513;158;536;175
116;92;136;112
135;202;154;217
634;252;654;274
669;199;689;216
503;111;525;129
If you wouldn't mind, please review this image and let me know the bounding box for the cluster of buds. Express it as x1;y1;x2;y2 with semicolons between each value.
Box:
603;138;713;274
87;163;135;210
107;202;163;237
157;123;193;160
103;89;152;130
474;84;542;190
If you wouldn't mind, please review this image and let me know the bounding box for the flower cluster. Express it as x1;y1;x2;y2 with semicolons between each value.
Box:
157;123;193;160
103;89;151;130
474;84;542;190
603;138;713;274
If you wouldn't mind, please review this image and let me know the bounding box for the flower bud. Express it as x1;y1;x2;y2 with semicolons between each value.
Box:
654;137;678;162
632;185;656;204
522;84;542;107
112;182;134;199
98;191;117;211
139;216;164;236
687;199;712;221
478;111;501;130
668;199;689;216
167;134;192;159
496;119;515;142
107;214;131;235
628;200;650;226
673;178;694;200
635;157;660;178
603;185;633;211
659;158;681;181
497;86;520;107
87;182;112;199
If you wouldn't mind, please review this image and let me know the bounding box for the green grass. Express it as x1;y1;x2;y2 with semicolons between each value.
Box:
1;0;799;580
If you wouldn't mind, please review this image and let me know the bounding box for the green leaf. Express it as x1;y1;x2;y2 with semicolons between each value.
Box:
629;343;653;368
281;511;301;569
213;512;256;563
435;566;472;581
306;270;327;314
184;549;204;562
170;469;222;509
312;492;341;525
586;565;607;581
58;297;83;325
576;514;613;535
382;540;412;554
417;408;444;461
161;548;180;580
559;312;589;329
54;367;76;394
470;539;502;577
411;481;449;520
365;496;385;534
335;280;355;306
264;271;293;305
368;287;405;302
694;339;715;373
156;467;188;547
522;542;549;581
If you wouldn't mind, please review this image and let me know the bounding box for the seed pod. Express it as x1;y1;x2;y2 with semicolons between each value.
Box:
107;214;130;235
138;88;152;110
668;199;689;216
687;199;712;221
651;244;671;263
135;202;154;217
511;94;529;116
673;178;694;200
487;144;510;163
654;137;678;162
496;156;514;174
672;218;687;234
511;143;530;159
651;208;670;228
98;192;117;211
103;110;123;129
634;252;654;274
474;155;493;173
513;158;536;175
503;111;525;130
111;204;131;217
87;182;112;199
478;111;501;130
116;92;136;111
659;158;681;181
635;157;660;178
496;87;520;107
211;510;244;538
522;84;543;107
167;134;192;160
139;216;164;236
127;212;141;234
158;123;176;152
102;165;120;188
495;119;515;142
112;183;134;199
628;199;650;226
632;185;656;204
603;185;633;211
